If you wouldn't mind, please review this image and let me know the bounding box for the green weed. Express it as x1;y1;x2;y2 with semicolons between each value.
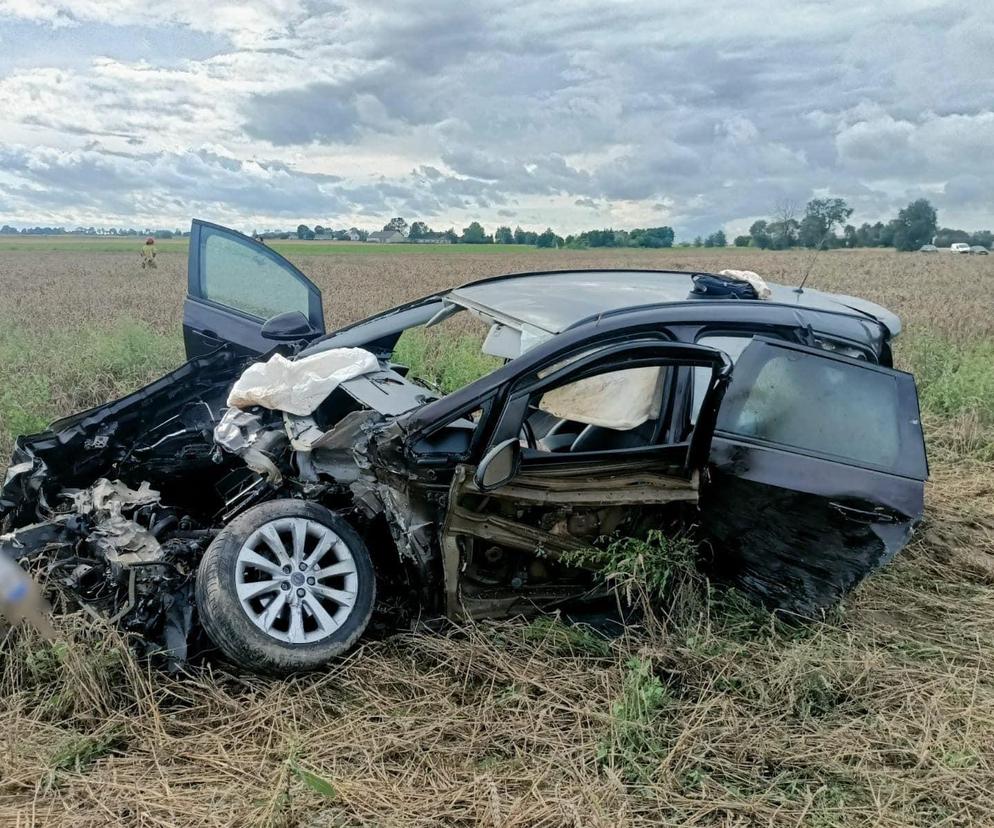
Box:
901;333;994;422
522;615;613;658
48;727;124;773
393;327;502;394
0;318;181;456
562;529;701;605
597;656;672;783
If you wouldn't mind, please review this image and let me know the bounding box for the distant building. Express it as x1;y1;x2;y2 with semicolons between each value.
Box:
367;230;405;243
346;228;362;241
412;236;453;244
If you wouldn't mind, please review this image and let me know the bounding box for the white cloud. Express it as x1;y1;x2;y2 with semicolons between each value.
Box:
0;0;991;234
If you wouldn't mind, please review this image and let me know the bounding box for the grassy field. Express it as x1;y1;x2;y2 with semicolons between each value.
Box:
2;244;994;825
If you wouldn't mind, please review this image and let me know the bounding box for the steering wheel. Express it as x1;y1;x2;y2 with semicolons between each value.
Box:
519;419;537;449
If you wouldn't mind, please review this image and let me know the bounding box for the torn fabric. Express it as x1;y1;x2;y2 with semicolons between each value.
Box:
227;348;379;415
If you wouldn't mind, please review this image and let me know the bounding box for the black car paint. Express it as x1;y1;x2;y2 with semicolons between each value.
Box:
1;232;927;664
183;220;325;358
1;346;249;525
702;338;926;613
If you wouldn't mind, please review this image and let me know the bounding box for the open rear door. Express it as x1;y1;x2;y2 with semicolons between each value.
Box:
702;337;927;614
183;220;325;358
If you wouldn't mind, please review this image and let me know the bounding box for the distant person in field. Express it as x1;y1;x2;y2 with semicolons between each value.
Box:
140;236;157;269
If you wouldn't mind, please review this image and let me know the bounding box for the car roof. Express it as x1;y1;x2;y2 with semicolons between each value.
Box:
448;269;901;337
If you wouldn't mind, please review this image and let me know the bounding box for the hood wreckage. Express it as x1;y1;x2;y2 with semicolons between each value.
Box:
0;221;928;675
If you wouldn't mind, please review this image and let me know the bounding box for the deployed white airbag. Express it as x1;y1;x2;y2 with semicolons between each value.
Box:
227;348;379;415
538;367;663;431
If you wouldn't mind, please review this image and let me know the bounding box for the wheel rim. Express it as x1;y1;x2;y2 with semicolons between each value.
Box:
234;517;359;645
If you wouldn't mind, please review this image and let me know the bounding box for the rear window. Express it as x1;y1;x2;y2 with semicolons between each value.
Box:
717;341;925;477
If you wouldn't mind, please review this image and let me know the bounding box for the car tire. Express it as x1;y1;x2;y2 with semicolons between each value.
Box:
196;499;375;675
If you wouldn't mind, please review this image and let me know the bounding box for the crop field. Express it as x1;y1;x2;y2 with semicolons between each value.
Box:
2;243;994;826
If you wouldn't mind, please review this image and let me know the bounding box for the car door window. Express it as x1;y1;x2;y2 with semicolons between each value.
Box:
690;335;753;424
717;339;927;478
525;363;673;455
200;227;312;321
538;366;664;431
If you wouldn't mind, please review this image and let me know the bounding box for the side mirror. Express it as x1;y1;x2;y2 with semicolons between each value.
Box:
261;310;319;342
474;438;521;491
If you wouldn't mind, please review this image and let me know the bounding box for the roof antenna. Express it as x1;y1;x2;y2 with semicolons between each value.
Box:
793;233;826;294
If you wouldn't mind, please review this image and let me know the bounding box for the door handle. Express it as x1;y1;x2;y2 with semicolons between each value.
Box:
829;501;899;524
201;329;220;340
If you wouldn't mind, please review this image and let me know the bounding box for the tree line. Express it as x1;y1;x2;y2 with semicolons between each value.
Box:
0;225;187;237
733;198;990;252
3;197;989;250
292;197;988;251
286;217;678;248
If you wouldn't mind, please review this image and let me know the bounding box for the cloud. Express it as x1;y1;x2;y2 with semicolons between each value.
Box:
243;84;361;145
0;0;991;233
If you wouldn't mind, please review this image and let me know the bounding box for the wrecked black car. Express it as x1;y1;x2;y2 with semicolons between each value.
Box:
0;220;928;675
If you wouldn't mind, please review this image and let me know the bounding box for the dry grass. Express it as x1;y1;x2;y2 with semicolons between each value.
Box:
2;245;994;825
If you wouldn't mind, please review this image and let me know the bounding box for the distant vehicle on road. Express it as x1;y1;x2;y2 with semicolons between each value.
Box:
950;242;972;253
918;244;938;252
969;246;989;255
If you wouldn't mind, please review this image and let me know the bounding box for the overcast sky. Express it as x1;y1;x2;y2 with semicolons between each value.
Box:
0;1;991;238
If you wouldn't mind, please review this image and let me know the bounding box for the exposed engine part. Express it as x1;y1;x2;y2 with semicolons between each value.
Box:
214;408;289;485
1;478;212;670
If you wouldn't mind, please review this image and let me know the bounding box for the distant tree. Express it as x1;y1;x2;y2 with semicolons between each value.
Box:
154;229;173;239
879;220;898;247
576;229;622;248
733;235;751;247
296;224;314;240
408;221;430;240
749;220;771;249
1;224;19;234
384;217;409;237
798;198;853;248
892;199;938;251
494;225;514;244
314;225;326;235
768;219;799;249
460;221;491;244
704;230;727;248
693;236;703;247
443;228;459;243
629;226;675;248
843;224;857;248
970;230;993;248
855;221;885;247
934;227;970;246
770;199;799;249
535;228;562;248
